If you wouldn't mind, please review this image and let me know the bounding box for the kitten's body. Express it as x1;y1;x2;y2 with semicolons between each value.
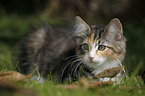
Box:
18;17;126;83
18;25;78;81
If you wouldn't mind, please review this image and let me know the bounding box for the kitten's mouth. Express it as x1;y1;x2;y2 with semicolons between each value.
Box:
89;61;96;64
84;60;100;65
89;60;100;64
83;61;102;70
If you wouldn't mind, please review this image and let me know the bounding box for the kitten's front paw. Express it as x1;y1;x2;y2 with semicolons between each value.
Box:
99;76;123;84
31;76;45;83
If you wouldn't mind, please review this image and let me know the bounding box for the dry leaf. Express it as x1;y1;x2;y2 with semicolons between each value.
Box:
95;66;124;78
0;82;35;96
0;71;32;83
57;84;79;89
118;86;141;91
79;78;90;89
89;81;114;88
58;78;114;90
79;78;114;89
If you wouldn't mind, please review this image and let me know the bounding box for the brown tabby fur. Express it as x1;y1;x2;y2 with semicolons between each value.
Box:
18;16;126;83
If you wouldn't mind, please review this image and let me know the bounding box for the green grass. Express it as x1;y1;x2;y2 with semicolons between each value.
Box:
0;44;145;96
28;75;145;96
0;44;13;72
0;13;145;96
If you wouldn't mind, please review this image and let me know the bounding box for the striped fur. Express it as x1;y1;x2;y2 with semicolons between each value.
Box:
18;16;126;83
75;16;126;82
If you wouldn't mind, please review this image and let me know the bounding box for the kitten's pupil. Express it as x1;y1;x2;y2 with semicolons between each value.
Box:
82;43;89;50
98;45;106;51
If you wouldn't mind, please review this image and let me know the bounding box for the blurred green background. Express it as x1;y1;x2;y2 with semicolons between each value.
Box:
0;0;145;80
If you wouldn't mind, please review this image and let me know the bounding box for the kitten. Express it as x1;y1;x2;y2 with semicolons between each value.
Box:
18;16;126;83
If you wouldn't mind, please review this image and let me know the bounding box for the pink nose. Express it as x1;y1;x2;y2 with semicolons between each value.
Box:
89;57;94;61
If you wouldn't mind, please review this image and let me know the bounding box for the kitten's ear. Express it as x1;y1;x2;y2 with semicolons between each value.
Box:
74;16;91;37
104;18;123;42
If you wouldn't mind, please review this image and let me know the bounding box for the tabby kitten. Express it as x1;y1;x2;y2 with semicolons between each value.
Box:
18;16;126;83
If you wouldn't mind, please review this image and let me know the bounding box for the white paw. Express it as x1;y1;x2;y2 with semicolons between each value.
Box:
31;76;45;83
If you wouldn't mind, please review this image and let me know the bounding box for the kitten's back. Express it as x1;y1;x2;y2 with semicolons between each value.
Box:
18;24;77;79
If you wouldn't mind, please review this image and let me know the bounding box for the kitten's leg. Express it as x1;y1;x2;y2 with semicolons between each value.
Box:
28;63;46;83
30;76;45;83
99;71;124;84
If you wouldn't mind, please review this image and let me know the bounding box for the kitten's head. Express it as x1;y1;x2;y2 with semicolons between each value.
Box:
74;16;126;69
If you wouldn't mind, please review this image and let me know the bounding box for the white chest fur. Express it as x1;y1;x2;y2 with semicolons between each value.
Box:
92;60;120;75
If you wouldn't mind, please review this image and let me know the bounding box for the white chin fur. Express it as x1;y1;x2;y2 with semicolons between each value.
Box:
82;59;105;69
83;55;106;69
83;57;120;76
92;60;120;75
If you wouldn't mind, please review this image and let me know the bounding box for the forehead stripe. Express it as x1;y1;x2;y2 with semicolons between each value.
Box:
89;32;95;43
94;31;98;40
106;46;122;54
98;40;101;45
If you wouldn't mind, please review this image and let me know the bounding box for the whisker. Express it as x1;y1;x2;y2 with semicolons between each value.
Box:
70;59;82;67
61;58;76;79
81;32;88;39
67;57;77;64
61;58;82;79
71;63;78;76
73;61;83;78
61;63;74;78
65;55;78;60
70;59;82;77
77;63;84;78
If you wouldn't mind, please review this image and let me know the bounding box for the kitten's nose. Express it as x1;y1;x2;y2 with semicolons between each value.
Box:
89;57;94;61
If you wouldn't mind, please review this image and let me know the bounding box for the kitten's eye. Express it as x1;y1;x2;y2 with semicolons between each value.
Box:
98;45;106;51
82;43;89;50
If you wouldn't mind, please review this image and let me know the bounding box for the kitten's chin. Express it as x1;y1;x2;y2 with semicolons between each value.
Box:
83;60;103;69
89;61;100;65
